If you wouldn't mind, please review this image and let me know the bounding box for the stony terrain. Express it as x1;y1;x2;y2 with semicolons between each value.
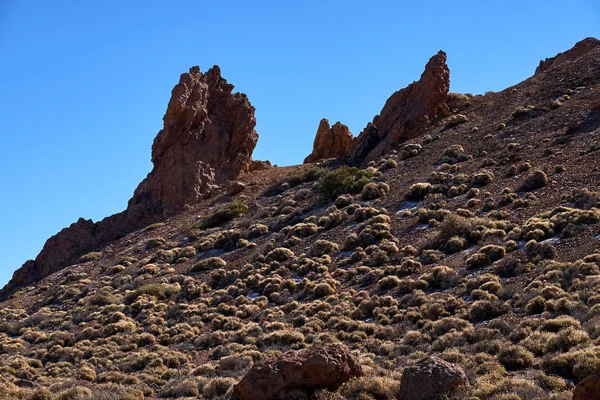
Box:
1;38;600;399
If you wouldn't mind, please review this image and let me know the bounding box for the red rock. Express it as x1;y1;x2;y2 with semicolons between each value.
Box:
129;65;258;215
1;66;258;300
398;357;469;400
232;345;362;400
350;51;450;164
535;37;600;75
248;159;272;172
304;118;355;163
573;373;600;400
227;181;246;196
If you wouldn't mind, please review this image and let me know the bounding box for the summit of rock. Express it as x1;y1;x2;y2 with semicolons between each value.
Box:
304;118;355;163
350;50;450;164
535;37;600;75
0;65;258;299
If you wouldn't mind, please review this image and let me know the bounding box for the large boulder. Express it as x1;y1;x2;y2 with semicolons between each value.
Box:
304;118;355;163
535;37;600;75
398;357;469;400
573;373;600;400
1;66;258;300
350;51;450;164
232;345;362;400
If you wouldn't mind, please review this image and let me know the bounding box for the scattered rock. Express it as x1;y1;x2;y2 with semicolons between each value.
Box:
350;51;450;164
232;345;362;400
227;181;246;195
398;357;469;400
535;37;600;75
304;119;355;163
573;373;600;400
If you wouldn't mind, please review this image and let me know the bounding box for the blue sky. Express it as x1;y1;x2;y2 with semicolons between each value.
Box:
1;0;599;288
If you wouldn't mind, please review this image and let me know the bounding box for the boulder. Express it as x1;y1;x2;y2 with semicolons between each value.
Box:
227;181;246;196
398;357;469;400
304;118;355;163
232;345;362;400
535;37;600;75
350;51;450;164
573;373;600;400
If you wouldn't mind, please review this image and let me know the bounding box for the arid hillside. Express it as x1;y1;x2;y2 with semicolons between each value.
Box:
1;38;600;400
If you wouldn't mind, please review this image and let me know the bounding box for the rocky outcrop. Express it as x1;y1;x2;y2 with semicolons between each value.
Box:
232;345;362;400
304;119;355;163
535;37;600;75
129;66;258;215
1;66;258;300
398;357;469;400
573;373;600;400
350;51;450;164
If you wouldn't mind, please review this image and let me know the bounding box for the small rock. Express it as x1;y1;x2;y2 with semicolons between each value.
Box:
398;356;469;400
232;345;362;400
227;181;246;195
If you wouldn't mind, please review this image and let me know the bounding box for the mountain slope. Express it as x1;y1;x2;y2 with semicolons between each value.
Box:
1;39;600;399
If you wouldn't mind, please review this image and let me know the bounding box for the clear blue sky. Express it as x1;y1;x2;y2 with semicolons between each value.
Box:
1;0;599;287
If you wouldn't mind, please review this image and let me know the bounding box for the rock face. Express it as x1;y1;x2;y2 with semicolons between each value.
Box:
350;51;450;164
304;119;355;163
1;66;258;300
398;357;469;400
535;37;600;75
573;373;600;400
232;345;362;400
129;66;258;215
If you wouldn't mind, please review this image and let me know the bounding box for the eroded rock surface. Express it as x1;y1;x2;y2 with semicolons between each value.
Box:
398;357;469;400
573;373;600;400
1;66;258;299
350;51;450;164
232;345;362;400
304;118;355;163
535;37;600;75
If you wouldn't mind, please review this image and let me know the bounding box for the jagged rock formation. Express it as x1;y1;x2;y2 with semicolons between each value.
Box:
129;66;258;215
0;66;258;299
232;345;362;400
350;51;450;164
535;37;600;75
398;357;469;400
304;119;355;163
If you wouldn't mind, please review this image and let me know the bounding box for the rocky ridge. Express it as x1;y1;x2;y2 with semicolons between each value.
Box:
1;39;600;400
0;66;258;300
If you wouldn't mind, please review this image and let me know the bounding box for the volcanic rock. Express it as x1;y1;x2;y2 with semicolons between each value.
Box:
350;51;450;164
304;118;355;163
573;373;600;400
535;37;600;75
398;357;469;400
129;65;258;215
227;181;246;196
232;345;362;400
0;65;258;300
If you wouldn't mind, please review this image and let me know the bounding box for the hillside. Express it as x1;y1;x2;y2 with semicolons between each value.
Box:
1;38;600;399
